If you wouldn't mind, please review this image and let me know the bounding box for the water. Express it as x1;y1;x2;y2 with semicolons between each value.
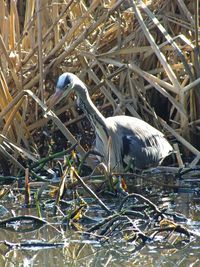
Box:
0;172;199;266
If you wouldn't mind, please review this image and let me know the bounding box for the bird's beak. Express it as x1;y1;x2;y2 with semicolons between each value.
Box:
46;89;63;112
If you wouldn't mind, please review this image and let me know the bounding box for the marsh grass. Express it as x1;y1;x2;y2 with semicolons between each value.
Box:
0;1;200;176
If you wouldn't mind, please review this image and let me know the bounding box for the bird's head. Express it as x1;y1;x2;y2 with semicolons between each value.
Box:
47;72;86;111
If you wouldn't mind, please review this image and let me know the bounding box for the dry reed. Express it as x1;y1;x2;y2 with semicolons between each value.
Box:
0;0;200;174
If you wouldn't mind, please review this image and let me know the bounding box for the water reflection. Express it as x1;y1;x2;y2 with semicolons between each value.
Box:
0;173;199;266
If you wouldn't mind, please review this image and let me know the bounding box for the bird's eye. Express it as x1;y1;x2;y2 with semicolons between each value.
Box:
62;82;69;90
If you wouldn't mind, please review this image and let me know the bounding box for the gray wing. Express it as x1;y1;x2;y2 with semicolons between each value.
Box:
107;116;173;169
121;131;170;168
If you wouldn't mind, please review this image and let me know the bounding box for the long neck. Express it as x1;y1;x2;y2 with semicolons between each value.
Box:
76;86;109;140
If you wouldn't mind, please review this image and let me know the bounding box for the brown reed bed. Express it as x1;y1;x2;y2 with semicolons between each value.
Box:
0;0;200;175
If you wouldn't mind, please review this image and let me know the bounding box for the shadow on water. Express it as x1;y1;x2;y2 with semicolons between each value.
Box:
0;171;200;267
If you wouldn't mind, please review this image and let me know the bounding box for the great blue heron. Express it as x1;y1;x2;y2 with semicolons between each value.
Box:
47;72;173;171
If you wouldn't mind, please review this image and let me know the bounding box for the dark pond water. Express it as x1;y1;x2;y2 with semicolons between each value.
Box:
0;171;200;267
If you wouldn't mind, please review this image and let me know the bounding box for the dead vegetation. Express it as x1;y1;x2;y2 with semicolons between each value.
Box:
1;2;200;263
0;0;200;174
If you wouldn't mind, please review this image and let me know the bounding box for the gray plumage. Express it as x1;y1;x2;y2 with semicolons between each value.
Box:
48;72;173;171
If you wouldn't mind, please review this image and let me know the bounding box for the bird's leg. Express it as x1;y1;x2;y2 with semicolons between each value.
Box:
106;136;112;173
124;157;136;172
